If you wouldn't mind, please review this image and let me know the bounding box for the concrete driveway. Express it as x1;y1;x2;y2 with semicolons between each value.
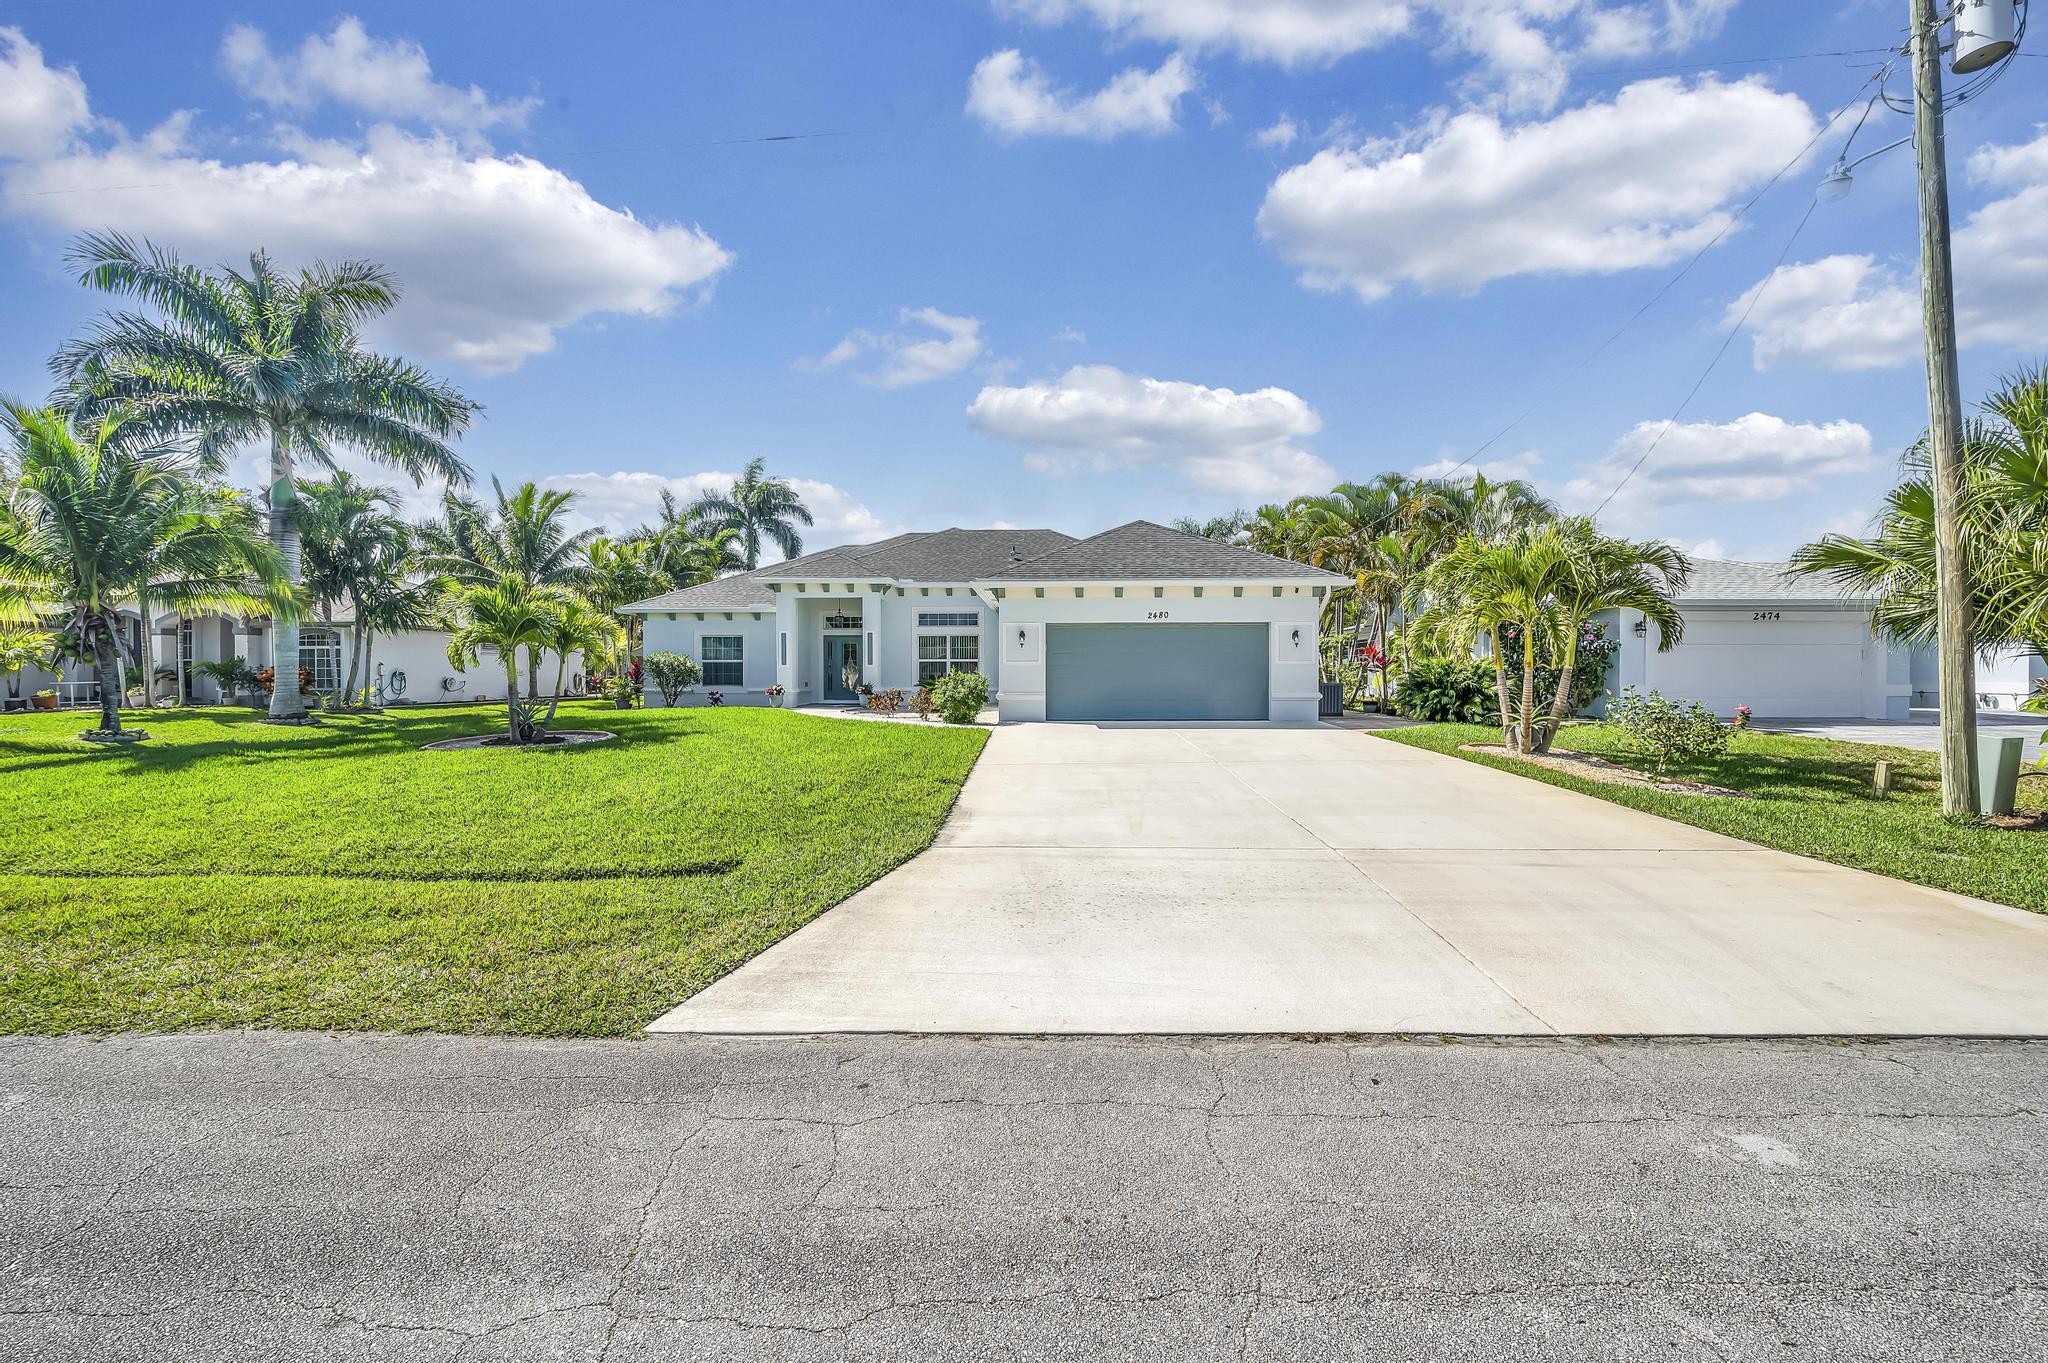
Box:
652;724;2048;1035
1758;709;2043;764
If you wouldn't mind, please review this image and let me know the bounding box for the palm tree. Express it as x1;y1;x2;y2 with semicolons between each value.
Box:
1413;472;1555;549
581;536;667;654
536;594;619;702
0;626;50;710
297;472;410;707
0;403;288;738
1538;519;1689;749
1170;510;1250;542
1414;528;1573;754
443;573;559;745
1794;364;2048;661
55;232;476;724
683;458;813;569
353;549;436;707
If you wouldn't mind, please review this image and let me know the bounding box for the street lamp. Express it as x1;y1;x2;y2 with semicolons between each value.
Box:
1815;137;1912;201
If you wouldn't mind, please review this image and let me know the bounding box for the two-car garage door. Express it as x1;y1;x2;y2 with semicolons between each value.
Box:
1046;623;1268;721
1644;608;1869;717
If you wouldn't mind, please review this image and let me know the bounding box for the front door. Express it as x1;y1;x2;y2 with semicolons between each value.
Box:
823;636;861;702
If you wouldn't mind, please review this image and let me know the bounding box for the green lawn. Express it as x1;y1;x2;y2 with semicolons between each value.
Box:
1375;721;2048;914
0;703;986;1036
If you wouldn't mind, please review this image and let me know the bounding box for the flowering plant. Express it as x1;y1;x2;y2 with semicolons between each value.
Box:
764;682;785;699
1733;704;1751;728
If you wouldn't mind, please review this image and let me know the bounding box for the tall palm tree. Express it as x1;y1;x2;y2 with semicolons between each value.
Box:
536;594;619;702
683;458;813;569
0;403;287;738
54;232;476;723
1794;364;2048;661
1414;472;1555;549
297;472;410;707
580;536;667;654
353;545;436;707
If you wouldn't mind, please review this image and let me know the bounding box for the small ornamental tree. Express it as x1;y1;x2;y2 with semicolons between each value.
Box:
1608;686;1730;772
930;670;990;724
646;651;700;706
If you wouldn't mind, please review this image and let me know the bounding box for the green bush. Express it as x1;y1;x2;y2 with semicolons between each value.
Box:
1608;686;1729;771
1396;656;1499;724
930;670;991;724
1496;620;1620;717
645;652;700;706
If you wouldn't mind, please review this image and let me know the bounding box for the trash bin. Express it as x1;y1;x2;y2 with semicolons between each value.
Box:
1318;681;1344;718
1977;734;2024;817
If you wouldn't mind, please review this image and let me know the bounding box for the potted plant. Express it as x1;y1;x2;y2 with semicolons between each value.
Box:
32;688;58;711
764;682;786;707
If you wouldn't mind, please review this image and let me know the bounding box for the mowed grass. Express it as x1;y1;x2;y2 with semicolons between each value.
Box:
1375;721;2048;914
0;703;986;1035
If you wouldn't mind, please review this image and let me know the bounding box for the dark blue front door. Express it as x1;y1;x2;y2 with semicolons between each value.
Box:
823;636;861;701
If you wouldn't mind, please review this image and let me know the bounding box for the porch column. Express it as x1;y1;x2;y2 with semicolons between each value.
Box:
773;591;799;703
859;590;884;688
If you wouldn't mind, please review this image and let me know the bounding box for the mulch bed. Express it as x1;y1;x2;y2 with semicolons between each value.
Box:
1461;743;1753;799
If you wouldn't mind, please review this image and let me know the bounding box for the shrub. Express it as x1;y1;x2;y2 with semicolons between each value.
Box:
646;652;700;706
911;685;937;721
1608;686;1729;772
864;687;905;715
1396;657;1498;724
1497;620;1620;717
930;670;990;724
254;665;315;695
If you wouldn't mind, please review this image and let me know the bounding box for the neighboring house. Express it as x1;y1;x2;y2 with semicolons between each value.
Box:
12;606;583;709
1602;559;2045;719
620;520;1347;723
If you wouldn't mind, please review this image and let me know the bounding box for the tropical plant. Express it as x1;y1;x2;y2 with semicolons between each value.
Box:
639;488;748;587
1609;686;1730;772
0;626;50;709
352;551;437;708
56;232;476;722
1170;510;1250;542
682;457;813;569
930;669;990;724
443;574;560;744
645;650;701;706
297;472;412;708
1792;363;2048;665
1395;656;1499;724
0;404;289;738
1534;519;1688;743
536;594;617;703
190;654;261;705
580;535;667;652
1413;528;1572;753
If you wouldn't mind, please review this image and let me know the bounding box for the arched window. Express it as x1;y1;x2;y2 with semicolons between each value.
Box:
299;627;343;694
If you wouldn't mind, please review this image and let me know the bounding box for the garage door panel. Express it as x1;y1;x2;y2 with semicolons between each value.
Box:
1646;607;1868;716
1047;623;1268;721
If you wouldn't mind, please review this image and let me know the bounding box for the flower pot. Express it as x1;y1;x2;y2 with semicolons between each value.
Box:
612;697;631;710
31;693;57;712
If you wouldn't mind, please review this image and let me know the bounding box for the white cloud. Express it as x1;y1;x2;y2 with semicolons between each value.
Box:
995;2;1738;110
0;26;90;158
1251;114;1300;149
537;470;893;556
0;28;731;374
1409;449;1543;481
1738;127;2048;371
966;363;1336;497
1053;325;1088;343
221;19;537;141
1256;77;1815;302
966;48;1196;139
799;307;987;388
1562;413;1877;513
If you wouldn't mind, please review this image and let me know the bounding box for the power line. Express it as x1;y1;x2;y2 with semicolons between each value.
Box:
1431;53;1902;481
1590;199;1821;516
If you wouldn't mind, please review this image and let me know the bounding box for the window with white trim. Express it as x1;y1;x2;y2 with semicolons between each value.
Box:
823;613;861;630
916;632;979;683
916;611;978;628
700;634;744;687
299;627;342;693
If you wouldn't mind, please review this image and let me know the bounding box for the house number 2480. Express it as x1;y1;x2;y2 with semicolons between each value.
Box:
1146;610;1170;620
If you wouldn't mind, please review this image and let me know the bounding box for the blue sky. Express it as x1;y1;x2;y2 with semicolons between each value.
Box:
2;1;2043;561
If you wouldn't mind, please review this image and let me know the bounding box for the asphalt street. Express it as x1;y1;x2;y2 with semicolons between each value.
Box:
2;1033;2044;1361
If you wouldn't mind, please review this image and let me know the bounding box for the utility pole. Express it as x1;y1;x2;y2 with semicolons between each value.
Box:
1909;0;1979;816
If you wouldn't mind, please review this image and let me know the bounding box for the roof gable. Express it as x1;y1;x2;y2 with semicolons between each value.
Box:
984;520;1344;582
756;528;1076;583
1679;559;1873;605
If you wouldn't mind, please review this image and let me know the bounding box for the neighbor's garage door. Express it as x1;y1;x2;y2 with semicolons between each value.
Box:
1046;623;1268;721
1644;608;1867;717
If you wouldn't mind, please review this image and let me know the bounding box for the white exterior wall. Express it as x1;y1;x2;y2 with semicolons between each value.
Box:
987;582;1326;723
1617;604;1907;719
640;609;778;706
1910;642;2046;710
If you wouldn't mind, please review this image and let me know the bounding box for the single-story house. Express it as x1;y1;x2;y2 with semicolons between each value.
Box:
1603;559;2044;719
7;606;583;710
619;520;1348;723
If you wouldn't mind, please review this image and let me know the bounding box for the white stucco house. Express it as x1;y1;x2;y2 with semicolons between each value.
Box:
620;520;1348;723
1603;559;2044;720
8;605;583;710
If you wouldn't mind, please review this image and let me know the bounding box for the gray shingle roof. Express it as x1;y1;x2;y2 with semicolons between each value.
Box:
984;520;1347;582
758;528;1077;583
1679;559;1872;604
618;573;775;613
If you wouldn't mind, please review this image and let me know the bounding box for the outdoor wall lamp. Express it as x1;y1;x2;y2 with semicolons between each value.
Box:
1017;628;1026;646
1633;619;1648;638
1290;629;1301;647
